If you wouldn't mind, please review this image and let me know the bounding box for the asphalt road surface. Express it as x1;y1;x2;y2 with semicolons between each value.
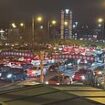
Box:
0;80;10;87
0;83;104;105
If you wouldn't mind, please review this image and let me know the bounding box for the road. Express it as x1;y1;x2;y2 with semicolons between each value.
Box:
53;84;105;105
0;83;104;105
0;80;10;87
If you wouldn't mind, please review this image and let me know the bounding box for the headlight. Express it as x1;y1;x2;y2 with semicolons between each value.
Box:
72;75;75;78
7;74;12;78
93;72;95;76
56;83;60;85
81;75;85;80
97;71;102;75
32;71;36;74
45;81;49;84
0;73;2;77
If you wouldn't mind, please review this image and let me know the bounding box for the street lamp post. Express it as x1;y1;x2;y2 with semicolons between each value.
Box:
32;16;43;51
11;22;25;44
19;22;25;43
47;20;57;39
32;16;35;51
0;29;5;40
97;18;104;39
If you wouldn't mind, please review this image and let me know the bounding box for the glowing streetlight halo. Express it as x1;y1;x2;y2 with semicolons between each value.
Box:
11;23;17;28
20;23;24;27
64;21;68;26
36;16;43;22
51;20;57;25
98;18;104;23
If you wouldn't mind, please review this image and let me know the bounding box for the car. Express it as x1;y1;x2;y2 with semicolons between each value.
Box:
27;68;41;78
91;62;104;70
0;66;27;82
58;64;76;83
95;74;105;88
92;66;104;76
64;58;77;65
92;67;105;88
47;63;58;72
72;68;92;84
21;63;33;69
45;75;71;85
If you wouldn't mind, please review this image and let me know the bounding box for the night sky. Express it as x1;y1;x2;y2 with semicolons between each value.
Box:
0;0;105;27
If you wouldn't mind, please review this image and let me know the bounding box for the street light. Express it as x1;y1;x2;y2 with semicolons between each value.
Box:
48;20;57;30
19;22;25;43
11;23;17;28
48;19;57;39
98;18;104;23
51;20;57;25
20;23;24;27
64;21;68;26
36;16;43;22
0;29;5;40
32;16;43;50
97;18;104;39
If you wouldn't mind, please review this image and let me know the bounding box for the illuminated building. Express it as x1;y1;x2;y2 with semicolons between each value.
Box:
61;9;72;39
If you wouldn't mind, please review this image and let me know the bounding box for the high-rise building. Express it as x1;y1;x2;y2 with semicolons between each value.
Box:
61;9;72;39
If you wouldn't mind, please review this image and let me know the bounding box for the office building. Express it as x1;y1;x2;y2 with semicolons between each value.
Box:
61;9;72;39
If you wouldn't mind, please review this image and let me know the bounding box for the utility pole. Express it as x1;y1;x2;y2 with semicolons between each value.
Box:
32;16;35;51
47;21;50;39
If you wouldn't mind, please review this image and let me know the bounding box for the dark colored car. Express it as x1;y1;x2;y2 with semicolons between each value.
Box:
72;69;92;83
92;67;105;88
48;63;59;72
0;66;27;82
21;63;33;70
45;75;71;85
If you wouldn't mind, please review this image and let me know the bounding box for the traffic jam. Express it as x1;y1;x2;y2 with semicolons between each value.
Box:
0;45;105;89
